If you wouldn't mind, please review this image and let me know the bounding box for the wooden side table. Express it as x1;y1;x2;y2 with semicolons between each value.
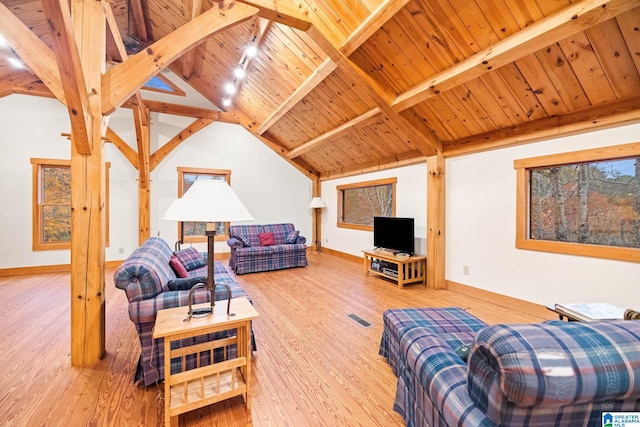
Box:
153;297;259;426
362;249;426;288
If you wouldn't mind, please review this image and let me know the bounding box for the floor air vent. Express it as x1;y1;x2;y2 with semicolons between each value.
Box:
348;314;372;327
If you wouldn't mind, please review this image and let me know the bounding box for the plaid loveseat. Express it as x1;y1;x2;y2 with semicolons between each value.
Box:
114;237;254;386
227;223;307;274
382;307;640;426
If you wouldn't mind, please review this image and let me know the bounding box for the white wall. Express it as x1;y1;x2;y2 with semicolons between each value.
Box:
446;123;640;308
0;93;312;268
321;164;428;257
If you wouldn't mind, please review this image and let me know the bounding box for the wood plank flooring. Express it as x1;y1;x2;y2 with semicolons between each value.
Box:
0;252;552;426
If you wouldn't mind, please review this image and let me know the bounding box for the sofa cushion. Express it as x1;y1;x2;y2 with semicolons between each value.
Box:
174;247;206;271
234;234;251;247
167;276;207;291
169;255;188;278
468;321;640;424
285;230;299;244
258;232;276;246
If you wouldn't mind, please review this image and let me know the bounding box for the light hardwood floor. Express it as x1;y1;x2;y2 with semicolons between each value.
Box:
0;252;553;426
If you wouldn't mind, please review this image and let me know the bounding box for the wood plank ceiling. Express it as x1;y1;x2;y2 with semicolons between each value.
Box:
1;0;639;180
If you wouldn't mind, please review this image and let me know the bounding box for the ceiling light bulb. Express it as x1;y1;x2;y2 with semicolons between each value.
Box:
245;45;257;58
0;35;7;47
233;66;246;79
225;82;236;95
8;57;24;68
222;98;232;107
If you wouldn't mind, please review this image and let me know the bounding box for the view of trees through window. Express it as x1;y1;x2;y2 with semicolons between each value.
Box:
181;172;228;239
41;165;71;242
530;158;640;248
339;178;396;228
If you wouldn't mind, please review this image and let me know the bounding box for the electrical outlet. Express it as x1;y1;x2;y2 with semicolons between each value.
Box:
463;265;469;275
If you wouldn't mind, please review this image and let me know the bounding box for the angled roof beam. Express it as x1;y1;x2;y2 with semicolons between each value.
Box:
129;0;148;42
124;98;238;122
287;107;381;159
340;0;410;57
181;0;203;79
102;2;259;114
257;58;337;135
150;118;215;170
106;128;139;168
236;0;311;30
42;0;92;154
393;0;637;111
0;2;65;103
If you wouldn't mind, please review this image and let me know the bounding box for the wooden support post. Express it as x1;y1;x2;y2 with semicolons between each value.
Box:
427;152;446;289
311;179;323;253
134;104;151;244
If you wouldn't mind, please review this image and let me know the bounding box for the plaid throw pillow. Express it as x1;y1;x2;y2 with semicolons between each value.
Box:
285;230;299;244
167;276;207;291
234;234;251;247
173;247;206;271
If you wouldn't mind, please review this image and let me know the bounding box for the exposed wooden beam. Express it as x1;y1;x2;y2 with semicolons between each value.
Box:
427;152;445;289
124;98;238;122
102;2;259;115
306;25;440;157
236;0;311;30
287;107;381;159
319;150;426;180
42;0;92;155
105;128;138;168
150;118;215;170
181;0;203;79
340;0;410;57
0;69;41;95
133;105;150;188
443;96;640;157
393;0;638;111
129;0;148;42
105;3;128;63
11;81;56;98
0;2;65;103
257;58;337;135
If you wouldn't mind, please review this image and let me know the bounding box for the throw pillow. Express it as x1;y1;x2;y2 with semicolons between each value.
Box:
285;230;299;244
174;247;206;271
258;232;276;246
169;255;188;278
167;276;207;291
234;234;251;247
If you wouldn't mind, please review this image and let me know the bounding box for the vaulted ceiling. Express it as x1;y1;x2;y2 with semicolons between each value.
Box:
1;0;639;180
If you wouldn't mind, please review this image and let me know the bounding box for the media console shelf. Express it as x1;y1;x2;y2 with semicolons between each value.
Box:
362;249;426;288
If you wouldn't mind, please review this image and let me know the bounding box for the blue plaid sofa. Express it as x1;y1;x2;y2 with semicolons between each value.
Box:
114;237;255;386
381;307;640;426
227;223;307;274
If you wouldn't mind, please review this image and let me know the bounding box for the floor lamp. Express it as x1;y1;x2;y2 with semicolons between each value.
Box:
308;196;326;253
164;179;253;320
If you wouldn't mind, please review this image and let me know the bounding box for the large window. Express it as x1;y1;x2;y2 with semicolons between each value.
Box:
337;178;396;231
31;158;110;251
515;142;640;262
178;167;231;243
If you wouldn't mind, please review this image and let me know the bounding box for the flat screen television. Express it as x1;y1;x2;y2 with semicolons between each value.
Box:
373;216;415;255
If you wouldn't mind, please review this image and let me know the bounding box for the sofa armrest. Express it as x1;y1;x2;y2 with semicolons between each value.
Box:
227;237;243;249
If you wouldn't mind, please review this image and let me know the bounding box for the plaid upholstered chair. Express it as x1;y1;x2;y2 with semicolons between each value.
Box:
114;237;254;386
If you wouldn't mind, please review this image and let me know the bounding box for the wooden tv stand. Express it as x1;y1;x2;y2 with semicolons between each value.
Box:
362;249;426;288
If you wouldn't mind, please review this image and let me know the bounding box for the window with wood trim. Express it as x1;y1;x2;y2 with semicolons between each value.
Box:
178;167;231;243
514;142;640;262
337;178;396;231
32;158;110;251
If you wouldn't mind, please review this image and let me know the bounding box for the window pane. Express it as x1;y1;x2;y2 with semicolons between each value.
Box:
530;158;640;248
343;184;393;226
42;166;71;205
42;205;71;242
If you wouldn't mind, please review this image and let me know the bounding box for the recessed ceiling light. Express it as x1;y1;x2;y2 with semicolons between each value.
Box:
225;82;236;95
0;35;7;47
245;45;257;58
222;98;232;107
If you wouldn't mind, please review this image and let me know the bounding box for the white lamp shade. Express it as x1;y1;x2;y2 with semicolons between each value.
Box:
163;179;254;223
308;197;326;209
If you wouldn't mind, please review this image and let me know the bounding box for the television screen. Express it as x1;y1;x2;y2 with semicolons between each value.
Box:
373;216;415;255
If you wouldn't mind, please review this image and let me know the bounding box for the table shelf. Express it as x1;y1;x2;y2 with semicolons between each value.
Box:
363;249;426;288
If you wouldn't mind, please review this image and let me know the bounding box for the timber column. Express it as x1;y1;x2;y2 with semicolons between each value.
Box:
427;152;446;289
